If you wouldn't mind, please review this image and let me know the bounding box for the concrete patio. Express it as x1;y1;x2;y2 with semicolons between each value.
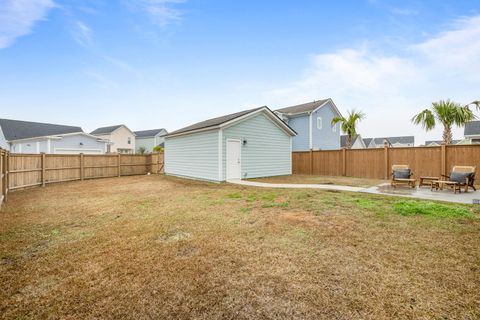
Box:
360;183;480;204
228;180;480;205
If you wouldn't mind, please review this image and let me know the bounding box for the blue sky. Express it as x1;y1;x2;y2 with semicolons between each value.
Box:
0;0;479;143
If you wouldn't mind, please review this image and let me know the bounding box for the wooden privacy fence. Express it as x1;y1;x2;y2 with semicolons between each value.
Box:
0;150;164;209
293;144;480;180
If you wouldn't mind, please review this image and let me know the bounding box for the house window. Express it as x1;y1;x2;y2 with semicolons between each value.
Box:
317;117;322;130
332;123;337;132
128;137;131;144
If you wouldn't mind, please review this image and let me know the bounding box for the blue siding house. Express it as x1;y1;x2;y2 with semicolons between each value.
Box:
275;99;342;151
165;106;296;182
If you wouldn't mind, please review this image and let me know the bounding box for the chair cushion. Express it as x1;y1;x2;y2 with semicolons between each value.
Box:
393;169;411;179
449;172;471;184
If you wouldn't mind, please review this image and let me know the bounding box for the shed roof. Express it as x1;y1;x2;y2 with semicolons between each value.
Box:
0;118;83;141
167;106;296;137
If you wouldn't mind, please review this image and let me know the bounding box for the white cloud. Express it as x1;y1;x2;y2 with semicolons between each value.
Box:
265;15;480;144
72;21;92;47
129;0;186;27
0;0;55;49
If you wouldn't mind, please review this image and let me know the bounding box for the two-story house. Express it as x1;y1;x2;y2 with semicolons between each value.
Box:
0;118;109;154
275;99;342;151
91;125;136;154
134;128;168;153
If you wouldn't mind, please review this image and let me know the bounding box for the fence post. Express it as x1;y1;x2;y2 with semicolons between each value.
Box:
342;148;346;176
5;152;8;201
80;153;84;181
441;143;447;176
383;142;389;180
118;154;121;177
0;150;3;207
309;149;313;175
41;152;46;187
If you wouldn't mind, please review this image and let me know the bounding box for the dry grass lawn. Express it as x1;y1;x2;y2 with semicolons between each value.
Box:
1;175;479;319
251;174;386;187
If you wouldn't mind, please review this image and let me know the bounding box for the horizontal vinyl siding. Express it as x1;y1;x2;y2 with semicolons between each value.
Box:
288;115;310;151
311;101;340;150
222;113;291;180
165;130;219;181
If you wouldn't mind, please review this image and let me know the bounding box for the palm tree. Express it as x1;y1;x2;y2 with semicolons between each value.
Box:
331;110;366;149
411;99;475;144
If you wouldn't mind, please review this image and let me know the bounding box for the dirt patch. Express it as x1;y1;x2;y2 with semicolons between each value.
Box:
0;175;479;319
157;231;192;243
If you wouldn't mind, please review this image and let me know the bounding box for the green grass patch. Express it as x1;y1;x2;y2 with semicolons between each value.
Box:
225;192;242;199
261;201;289;208
393;200;472;218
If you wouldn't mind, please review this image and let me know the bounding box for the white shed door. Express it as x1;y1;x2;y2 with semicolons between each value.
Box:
226;140;241;180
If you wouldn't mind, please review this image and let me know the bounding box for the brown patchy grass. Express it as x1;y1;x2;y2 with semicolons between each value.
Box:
1;175;479;319
250;174;386;187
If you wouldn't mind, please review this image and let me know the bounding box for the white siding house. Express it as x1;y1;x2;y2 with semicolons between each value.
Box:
165;107;296;182
0;118;109;154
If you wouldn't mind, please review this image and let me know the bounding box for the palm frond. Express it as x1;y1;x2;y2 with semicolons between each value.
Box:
411;109;435;130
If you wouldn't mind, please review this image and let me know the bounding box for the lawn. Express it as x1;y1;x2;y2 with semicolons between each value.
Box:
1;175;479;319
250;174;386;187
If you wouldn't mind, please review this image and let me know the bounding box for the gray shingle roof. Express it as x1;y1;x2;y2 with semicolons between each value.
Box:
341;135;361;147
464;121;480;136
134;128;167;138
0;118;83;141
91;125;124;135
168;107;276;136
167;106;296;136
275;99;330;114
373;136;414;145
363;138;373;147
425;140;461;145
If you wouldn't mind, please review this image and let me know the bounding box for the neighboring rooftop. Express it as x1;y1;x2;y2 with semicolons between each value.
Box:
0;118;83;141
91;125;125;135
363;138;373;147
341;134;363;148
275;99;330;115
373;136;415;146
134;129;167;138
425;140;461;145
464;121;480;136
168;107;283;136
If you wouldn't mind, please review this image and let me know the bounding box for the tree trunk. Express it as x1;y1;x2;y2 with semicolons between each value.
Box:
443;125;453;144
346;135;352;149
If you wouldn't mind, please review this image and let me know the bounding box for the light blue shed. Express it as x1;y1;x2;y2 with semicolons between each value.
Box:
164;107;296;182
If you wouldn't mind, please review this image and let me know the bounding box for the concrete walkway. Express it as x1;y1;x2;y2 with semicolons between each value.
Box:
227;179;363;192
227;180;480;204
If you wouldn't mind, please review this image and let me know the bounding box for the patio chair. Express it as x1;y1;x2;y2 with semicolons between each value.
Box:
432;166;476;193
391;165;416;188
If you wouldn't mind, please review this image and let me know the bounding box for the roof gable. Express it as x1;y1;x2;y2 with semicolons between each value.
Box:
275;99;330;115
90;125;124;135
134;128;167;138
373;136;414;145
341;134;365;148
0;118;83;141
167;107;296;137
464;121;480;136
